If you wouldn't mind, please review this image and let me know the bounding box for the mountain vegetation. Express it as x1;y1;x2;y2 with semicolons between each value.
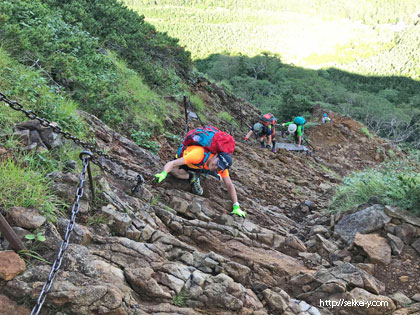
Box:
195;53;420;148
0;0;192;135
126;0;420;148
1;1;420;314
1;0;420;217
125;0;420;78
0;0;191;217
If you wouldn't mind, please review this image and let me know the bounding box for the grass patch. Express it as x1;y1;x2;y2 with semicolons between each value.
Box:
87;214;108;226
130;130;161;154
217;111;233;123
360;127;373;139
0;48;85;136
0;159;62;221
320;163;335;175
330;157;420;216
113;53;174;135
190;94;205;113
164;132;182;143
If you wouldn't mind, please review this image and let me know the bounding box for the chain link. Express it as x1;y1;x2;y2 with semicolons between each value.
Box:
0;92;144;181
30;153;91;315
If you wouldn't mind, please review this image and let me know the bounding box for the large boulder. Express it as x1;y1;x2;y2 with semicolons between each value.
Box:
334;205;391;244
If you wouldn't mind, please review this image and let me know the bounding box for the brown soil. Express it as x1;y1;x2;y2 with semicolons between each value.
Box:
374;246;420;298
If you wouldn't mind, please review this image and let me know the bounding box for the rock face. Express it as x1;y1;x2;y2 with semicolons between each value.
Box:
334;205;391;244
0;90;418;315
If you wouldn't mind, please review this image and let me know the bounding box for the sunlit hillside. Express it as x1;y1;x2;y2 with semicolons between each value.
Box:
124;0;420;80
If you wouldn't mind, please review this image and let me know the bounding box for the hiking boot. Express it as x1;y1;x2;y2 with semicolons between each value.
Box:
272;146;277;153
190;173;203;196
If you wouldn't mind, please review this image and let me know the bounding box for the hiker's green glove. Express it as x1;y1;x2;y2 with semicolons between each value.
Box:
231;202;246;217
154;171;168;183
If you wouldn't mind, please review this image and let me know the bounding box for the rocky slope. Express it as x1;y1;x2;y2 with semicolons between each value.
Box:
0;80;419;315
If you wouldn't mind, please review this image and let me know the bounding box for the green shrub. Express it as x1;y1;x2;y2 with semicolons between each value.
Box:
44;0;191;89
173;289;189;307
0;0;185;136
330;158;420;216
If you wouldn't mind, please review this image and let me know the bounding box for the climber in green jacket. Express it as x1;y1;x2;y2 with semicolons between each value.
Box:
282;116;306;147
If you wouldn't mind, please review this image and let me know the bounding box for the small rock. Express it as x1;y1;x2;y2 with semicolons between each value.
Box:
399;276;409;282
0;251;26;280
354;233;391;265
390;292;412;306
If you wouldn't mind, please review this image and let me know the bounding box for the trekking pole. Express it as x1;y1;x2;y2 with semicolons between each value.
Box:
240;106;243;130
183;95;188;126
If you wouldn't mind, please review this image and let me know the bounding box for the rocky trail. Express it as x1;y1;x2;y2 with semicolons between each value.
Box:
0;79;419;315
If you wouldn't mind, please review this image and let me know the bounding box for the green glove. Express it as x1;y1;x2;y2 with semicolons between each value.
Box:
154;171;168;183
231;203;246;217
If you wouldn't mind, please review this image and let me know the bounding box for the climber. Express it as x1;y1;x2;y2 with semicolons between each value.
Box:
244;113;277;153
282;116;306;147
322;113;331;124
154;126;246;218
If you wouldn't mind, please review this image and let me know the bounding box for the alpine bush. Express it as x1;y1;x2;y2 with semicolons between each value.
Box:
330;157;420;216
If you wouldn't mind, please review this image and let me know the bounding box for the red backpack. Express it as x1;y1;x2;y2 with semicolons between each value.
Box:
176;126;235;165
260;113;277;126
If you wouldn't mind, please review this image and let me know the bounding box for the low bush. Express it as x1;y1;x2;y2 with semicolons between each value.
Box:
330;156;420;216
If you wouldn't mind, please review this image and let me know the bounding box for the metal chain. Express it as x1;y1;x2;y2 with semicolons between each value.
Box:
31;152;91;315
0;92;143;181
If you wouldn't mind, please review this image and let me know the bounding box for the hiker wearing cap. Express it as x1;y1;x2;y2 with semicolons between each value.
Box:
282;116;306;147
154;126;246;218
322;113;331;124
244;113;277;153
